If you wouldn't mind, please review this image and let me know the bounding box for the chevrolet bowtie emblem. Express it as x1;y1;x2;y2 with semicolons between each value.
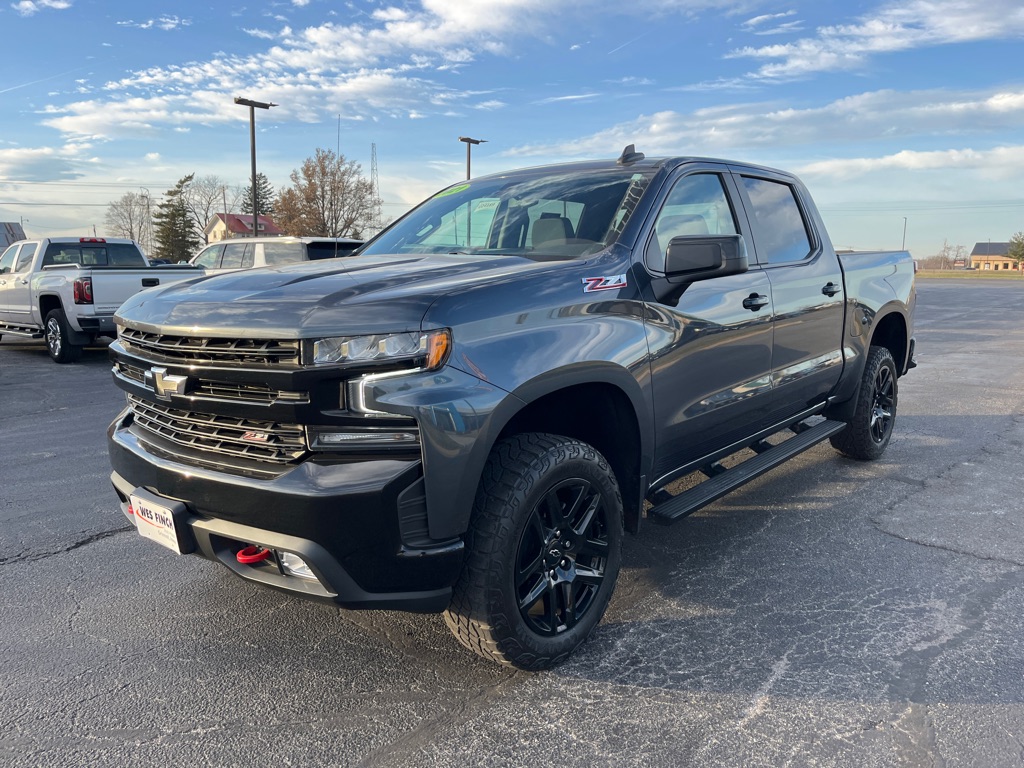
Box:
144;366;189;400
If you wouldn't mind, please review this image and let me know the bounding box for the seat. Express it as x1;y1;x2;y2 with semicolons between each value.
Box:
531;214;574;248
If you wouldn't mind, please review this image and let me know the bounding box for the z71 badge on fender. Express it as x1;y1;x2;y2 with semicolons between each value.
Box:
582;274;627;292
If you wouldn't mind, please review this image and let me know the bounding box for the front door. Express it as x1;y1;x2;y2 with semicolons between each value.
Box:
641;168;776;481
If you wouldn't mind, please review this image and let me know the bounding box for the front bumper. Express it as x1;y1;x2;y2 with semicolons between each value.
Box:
108;409;463;612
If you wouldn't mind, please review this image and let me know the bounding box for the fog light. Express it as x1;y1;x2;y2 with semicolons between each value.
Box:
278;552;317;580
318;431;418;446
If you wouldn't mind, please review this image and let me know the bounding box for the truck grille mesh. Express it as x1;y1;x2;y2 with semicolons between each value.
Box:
115;361;308;405
120;327;300;366
127;394;306;464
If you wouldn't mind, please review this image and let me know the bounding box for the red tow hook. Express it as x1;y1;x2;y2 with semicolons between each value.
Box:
236;545;273;565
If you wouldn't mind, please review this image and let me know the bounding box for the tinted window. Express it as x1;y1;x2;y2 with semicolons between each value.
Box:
262;242;306;266
645;174;738;272
307;241;362;260
40;242;144;267
740;177;811;264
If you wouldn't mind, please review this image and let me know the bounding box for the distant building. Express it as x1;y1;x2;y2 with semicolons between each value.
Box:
204;213;284;243
1;222;27;248
970;242;1020;271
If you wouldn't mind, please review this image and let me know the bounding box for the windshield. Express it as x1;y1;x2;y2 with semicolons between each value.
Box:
362;168;654;260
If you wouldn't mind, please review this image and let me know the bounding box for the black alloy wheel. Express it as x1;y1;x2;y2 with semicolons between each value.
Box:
830;345;898;460
515;477;611;637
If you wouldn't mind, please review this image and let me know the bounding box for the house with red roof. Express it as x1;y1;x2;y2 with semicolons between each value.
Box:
204;213;284;243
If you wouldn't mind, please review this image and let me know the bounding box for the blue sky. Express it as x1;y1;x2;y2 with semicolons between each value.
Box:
2;0;1023;259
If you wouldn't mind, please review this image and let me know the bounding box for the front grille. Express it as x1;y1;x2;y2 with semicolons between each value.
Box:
120;327;300;366
115;361;309;405
127;394;307;464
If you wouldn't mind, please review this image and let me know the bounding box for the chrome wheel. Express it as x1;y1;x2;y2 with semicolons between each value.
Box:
46;316;62;357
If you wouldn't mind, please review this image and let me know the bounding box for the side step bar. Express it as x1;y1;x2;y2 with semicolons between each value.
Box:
648;419;847;526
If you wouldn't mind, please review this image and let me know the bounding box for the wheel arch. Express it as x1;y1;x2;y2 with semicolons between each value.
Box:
494;371;650;534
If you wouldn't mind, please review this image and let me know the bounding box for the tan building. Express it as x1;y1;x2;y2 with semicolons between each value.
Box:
204;213;284;243
970;242;1020;271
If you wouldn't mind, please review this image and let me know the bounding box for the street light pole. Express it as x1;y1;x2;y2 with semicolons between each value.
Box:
458;136;486;180
901;216;908;251
234;97;277;237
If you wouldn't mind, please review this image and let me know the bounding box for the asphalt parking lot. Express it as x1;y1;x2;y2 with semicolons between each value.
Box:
2;278;1023;767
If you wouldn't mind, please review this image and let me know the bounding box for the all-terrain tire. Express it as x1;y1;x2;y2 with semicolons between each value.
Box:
443;433;623;670
829;345;897;460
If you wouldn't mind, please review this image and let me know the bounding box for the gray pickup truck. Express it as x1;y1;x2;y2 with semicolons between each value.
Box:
107;147;915;669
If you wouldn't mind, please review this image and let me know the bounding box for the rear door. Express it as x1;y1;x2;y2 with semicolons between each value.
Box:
731;169;845;418
640;166;776;479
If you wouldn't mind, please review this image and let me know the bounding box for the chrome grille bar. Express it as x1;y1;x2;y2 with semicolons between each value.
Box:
127;394;307;464
120;327;300;366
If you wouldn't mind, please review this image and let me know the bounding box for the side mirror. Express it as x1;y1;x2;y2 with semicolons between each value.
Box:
650;234;749;304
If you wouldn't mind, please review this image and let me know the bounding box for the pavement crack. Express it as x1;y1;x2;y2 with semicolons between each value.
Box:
0;526;134;566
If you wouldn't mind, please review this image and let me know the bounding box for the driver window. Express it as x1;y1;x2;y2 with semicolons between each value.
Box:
193;245;223;269
645;174;737;273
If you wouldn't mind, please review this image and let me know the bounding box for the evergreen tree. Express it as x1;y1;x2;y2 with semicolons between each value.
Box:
241;172;276;216
153;174;201;262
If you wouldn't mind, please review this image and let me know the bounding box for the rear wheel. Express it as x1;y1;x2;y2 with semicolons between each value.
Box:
830;345;897;460
45;309;83;364
444;433;623;670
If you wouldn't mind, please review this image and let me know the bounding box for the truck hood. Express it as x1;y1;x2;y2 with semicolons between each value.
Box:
115;252;573;337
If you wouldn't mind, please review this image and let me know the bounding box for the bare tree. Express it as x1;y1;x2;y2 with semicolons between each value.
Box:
104;191;153;254
181;174;231;245
273;148;379;238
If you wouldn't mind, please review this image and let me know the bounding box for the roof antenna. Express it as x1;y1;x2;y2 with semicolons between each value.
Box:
617;144;645;165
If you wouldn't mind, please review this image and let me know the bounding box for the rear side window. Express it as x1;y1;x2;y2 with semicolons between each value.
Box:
739;177;812;264
262;242;306;266
307;241;362;260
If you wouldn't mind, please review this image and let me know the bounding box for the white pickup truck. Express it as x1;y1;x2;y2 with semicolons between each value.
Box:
0;237;202;363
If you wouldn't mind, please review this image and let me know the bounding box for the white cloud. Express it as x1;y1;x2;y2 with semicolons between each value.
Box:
503;87;1024;160
116;16;192;32
729;0;1024;79
11;0;70;16
243;28;277;40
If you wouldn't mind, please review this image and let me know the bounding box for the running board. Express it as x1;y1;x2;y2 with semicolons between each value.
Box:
648;419;847;525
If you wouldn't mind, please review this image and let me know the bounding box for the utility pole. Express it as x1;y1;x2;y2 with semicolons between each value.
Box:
901;216;907;251
234;96;277;237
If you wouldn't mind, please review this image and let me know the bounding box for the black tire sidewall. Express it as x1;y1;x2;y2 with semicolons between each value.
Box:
460;435;623;668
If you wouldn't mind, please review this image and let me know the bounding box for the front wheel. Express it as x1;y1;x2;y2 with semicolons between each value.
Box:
830;345;897;460
444;433;623;670
45;309;83;364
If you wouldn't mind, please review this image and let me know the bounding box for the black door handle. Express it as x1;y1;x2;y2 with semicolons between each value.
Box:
742;293;769;311
822;282;842;297
142;278;160;287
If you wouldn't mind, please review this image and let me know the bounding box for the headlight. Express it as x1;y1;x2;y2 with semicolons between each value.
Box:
312;329;451;370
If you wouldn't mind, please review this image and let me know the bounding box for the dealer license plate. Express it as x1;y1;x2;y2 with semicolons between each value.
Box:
130;490;183;554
